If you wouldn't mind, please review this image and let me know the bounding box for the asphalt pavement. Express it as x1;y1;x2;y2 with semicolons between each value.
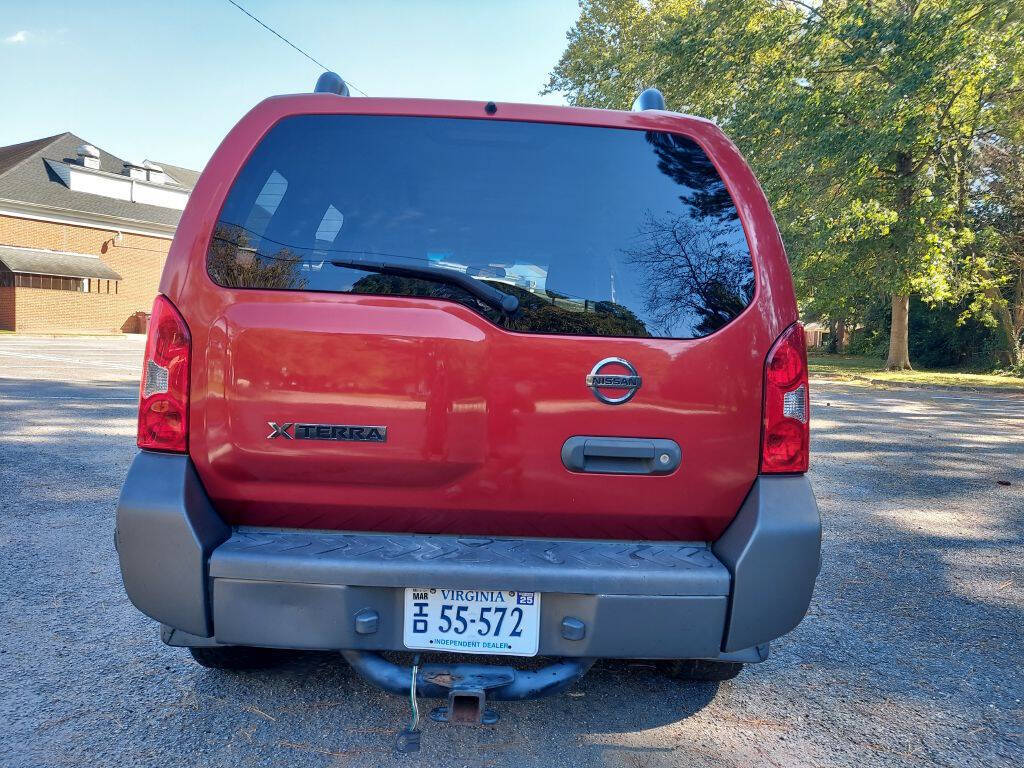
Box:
0;335;1021;768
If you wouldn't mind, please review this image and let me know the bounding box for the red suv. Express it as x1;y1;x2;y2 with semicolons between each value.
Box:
116;77;820;727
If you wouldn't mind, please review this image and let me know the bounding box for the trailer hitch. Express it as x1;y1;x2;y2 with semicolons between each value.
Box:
341;650;594;727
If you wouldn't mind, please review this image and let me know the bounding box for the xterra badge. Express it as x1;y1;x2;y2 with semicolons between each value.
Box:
266;422;387;442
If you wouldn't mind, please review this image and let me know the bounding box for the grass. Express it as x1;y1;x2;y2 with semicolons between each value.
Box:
808;353;1024;391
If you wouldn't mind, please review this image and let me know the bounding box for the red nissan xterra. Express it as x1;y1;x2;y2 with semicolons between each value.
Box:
116;74;820;733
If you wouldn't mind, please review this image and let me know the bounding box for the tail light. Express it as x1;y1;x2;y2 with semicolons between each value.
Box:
137;295;190;452
760;323;809;473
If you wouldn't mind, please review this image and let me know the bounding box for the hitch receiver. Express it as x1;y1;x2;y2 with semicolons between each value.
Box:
448;689;486;724
429;689;500;725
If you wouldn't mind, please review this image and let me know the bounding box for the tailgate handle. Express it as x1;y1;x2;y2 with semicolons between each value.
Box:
561;437;681;475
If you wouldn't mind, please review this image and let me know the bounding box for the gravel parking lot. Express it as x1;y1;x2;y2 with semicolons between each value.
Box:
1;335;1021;768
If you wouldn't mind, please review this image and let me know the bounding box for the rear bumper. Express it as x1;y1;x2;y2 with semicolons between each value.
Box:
116;452;820;660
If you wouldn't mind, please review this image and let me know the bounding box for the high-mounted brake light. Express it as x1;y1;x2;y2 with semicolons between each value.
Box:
137;295;190;453
760;323;810;473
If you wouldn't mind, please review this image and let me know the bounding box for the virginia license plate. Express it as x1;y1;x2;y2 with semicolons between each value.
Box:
403;587;541;656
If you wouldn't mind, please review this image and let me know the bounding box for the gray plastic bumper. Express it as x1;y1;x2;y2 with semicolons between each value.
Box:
115;452;229;636
116;453;820;658
713;474;822;651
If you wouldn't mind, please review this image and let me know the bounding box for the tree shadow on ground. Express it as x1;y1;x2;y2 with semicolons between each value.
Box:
7;376;1023;767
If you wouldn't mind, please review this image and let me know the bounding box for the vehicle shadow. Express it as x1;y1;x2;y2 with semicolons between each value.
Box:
175;650;723;766
190;651;720;724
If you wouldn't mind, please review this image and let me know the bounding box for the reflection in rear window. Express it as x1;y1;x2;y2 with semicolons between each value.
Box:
207;115;755;339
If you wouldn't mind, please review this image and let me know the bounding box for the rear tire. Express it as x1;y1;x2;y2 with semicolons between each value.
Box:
187;645;291;671
664;660;744;682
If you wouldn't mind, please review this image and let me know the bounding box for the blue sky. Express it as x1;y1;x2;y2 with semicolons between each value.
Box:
0;0;579;171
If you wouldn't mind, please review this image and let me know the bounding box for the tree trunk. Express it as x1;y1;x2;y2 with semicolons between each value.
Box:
886;294;912;370
888;152;916;372
835;320;850;354
984;273;1022;369
990;296;1021;368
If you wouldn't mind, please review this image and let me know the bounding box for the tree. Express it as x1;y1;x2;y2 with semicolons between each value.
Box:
546;0;1024;369
972;137;1024;368
206;223;307;290
624;211;755;337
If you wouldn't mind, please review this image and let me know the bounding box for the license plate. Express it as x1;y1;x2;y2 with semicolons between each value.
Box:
403;588;541;656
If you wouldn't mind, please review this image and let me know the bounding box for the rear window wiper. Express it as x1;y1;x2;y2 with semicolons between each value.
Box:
330;257;519;314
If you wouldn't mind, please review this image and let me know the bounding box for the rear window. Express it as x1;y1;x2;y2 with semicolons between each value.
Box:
207;115;755;339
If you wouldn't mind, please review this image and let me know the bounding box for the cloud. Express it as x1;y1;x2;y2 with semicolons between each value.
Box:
4;30;30;44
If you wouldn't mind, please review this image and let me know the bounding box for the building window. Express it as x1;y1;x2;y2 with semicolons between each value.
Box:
13;273;89;292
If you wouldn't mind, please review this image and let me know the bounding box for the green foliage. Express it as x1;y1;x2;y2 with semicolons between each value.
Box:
849;295;1000;368
546;0;1024;368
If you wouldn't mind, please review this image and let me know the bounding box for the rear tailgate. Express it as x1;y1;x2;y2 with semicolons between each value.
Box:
192;293;767;540
174;103;791;541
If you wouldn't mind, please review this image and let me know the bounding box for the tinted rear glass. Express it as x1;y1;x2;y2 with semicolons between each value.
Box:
208;115;754;339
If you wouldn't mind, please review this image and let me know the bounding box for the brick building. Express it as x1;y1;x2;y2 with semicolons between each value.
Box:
0;133;198;333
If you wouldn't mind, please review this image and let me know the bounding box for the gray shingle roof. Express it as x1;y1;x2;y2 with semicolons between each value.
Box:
0;134;65;176
0;133;200;230
0;244;122;280
150;160;202;189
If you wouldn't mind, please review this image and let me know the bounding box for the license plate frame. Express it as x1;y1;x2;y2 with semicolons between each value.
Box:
402;587;541;657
